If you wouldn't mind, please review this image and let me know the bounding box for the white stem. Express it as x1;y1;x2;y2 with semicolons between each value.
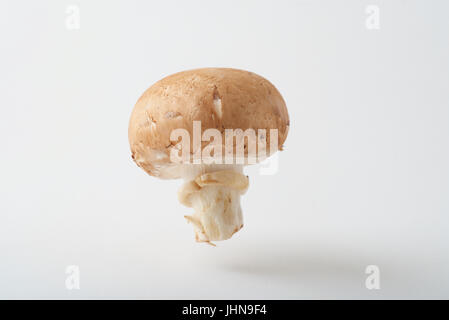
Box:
178;165;248;244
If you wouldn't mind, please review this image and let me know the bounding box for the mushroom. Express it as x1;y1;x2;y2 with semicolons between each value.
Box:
128;68;289;244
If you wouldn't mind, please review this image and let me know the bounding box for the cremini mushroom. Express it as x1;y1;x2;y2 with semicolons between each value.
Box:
128;68;289;245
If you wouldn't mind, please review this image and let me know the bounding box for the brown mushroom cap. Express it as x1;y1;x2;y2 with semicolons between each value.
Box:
128;68;289;179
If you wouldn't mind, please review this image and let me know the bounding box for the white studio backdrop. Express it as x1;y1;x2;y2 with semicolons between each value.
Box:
0;0;448;299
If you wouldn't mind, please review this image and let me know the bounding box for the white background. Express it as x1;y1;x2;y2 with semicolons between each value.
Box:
1;0;448;299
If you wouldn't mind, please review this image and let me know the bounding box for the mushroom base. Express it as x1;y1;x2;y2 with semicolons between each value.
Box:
186;186;244;243
177;166;249;244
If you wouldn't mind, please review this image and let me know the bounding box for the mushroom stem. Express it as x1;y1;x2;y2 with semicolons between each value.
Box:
178;167;248;244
